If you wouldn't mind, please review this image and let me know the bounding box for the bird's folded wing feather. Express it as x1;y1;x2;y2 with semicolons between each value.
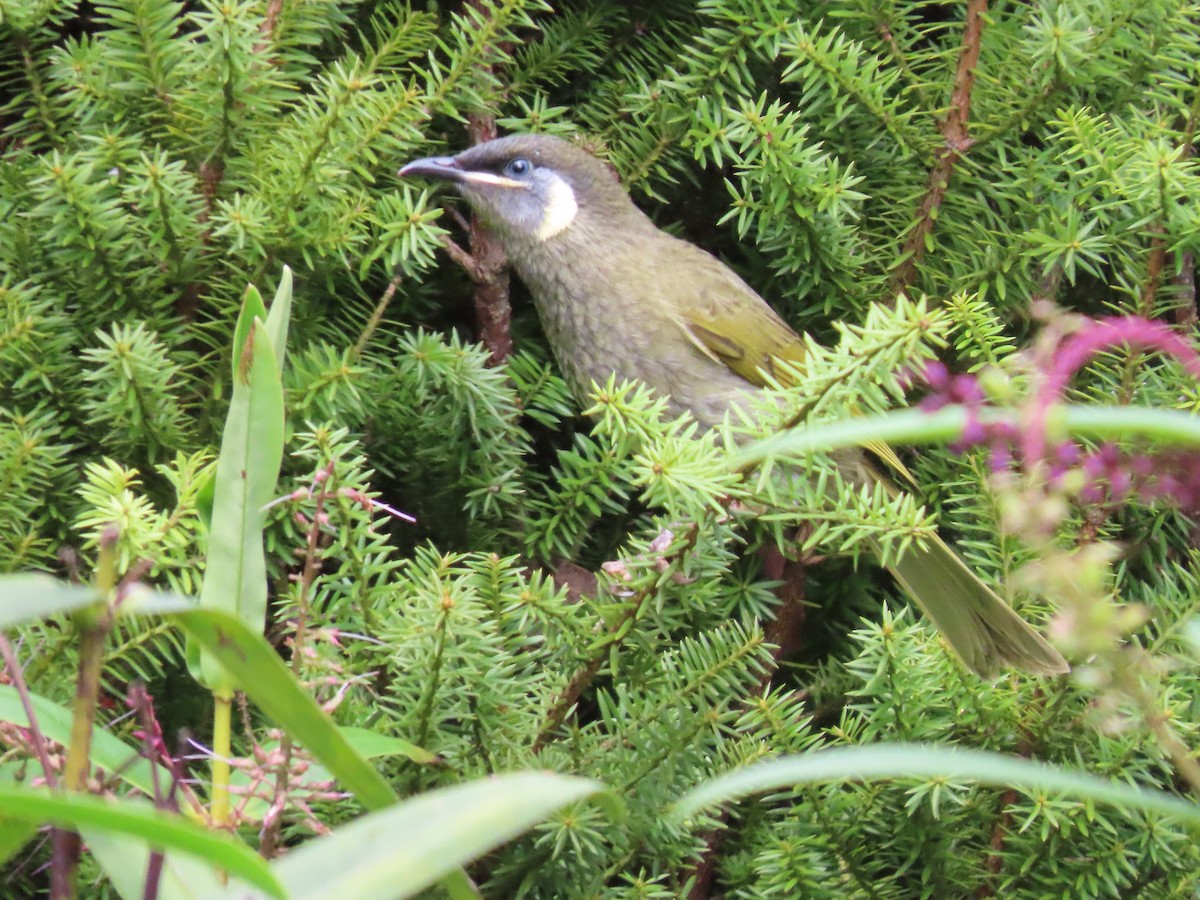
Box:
671;247;916;486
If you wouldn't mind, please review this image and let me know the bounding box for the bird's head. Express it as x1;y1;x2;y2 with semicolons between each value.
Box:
398;134;636;248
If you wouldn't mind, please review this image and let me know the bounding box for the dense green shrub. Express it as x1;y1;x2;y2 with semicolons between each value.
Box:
2;0;1199;896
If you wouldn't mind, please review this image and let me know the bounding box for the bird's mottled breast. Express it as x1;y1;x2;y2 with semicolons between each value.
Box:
509;221;757;426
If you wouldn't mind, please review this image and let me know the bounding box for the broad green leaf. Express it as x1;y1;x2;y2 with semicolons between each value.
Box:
265;266;294;373
340;726;436;764
0;786;282;897
176;607;397;811
0;686;161;800
672;744;1200;828
85;825;242;900
231;283;269;380
194;305;286;691
0;576;98;627
0;819;35;866
273;773;615;900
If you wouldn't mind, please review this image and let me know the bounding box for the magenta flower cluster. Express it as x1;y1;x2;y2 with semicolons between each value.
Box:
918;316;1200;509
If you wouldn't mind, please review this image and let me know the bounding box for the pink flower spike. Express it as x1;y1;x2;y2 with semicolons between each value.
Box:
1025;316;1200;463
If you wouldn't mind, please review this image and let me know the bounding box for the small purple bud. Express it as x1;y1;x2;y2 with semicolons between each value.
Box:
1110;470;1132;501
1054;442;1082;467
920;395;948;413
1082;454;1106;480
923;361;950;388
961;416;987;446
1129;454;1155;478
951;374;984;404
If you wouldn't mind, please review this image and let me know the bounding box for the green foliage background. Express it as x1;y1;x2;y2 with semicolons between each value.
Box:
2;0;1199;896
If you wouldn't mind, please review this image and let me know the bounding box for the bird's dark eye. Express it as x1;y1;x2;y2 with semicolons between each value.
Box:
505;158;532;178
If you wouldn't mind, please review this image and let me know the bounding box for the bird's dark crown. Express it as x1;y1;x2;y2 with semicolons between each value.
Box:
454;134;622;200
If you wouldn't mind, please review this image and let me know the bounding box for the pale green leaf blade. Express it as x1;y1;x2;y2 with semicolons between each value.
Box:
339;726;436;764
0;786;282;897
0;819;36;866
672;744;1200;828
84;825;241;900
0;576;99;627
273;773;614;900
265;266;293;372
176;607;397;811
196;317;285;689
0;686;159;797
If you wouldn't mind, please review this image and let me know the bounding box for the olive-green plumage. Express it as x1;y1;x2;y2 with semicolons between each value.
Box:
400;134;1067;678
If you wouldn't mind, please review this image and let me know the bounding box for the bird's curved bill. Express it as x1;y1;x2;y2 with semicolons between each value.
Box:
398;156;525;189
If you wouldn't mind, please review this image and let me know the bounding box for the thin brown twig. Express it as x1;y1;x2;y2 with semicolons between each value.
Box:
0;636;58;788
0;634;79;897
1140;224;1167;314
441;236;480;278
254;0;285;55
531;524;704;753
260;460;335;857
1172;255;1196;329
128;685;169;900
1172;105;1199;327
351;269;404;359
978;699;1042;897
889;0;988;298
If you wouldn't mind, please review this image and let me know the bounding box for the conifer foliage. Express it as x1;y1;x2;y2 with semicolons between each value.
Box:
2;1;1200;897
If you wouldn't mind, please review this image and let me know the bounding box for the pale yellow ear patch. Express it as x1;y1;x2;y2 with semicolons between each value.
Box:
536;174;578;240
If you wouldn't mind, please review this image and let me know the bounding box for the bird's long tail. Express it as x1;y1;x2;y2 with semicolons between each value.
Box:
885;535;1068;678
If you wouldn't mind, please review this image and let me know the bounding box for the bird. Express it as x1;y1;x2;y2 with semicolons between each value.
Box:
399;133;1068;678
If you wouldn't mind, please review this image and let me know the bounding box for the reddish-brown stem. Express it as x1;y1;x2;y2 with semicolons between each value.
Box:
978;708;1039;896
0;636;77;899
261;460;334;857
1172;110;1199;327
465;111;513;365
1141;225;1167;314
759;551;809;679
688;547;808;898
255;0;285;54
0;637;58;788
1172;254;1196;329
532;525;703;752
978;788;1020;896
890;0;987;297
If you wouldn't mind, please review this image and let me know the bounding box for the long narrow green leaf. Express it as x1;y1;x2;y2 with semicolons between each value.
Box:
84;826;237;900
0;686;159;798
0;576;99;627
231;283;269;379
0;819;36;866
733;405;1200;470
272;773;615;900
195;305;286;690
265;266;294;373
0;787;282;897
175;607;398;811
340;726;437;764
672;744;1200;828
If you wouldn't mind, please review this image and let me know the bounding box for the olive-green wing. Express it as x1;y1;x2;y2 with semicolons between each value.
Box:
669;245;916;486
669;248;806;387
